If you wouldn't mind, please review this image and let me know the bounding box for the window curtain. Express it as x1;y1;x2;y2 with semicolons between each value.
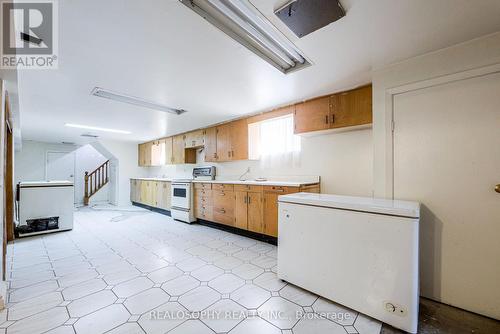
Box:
250;114;301;168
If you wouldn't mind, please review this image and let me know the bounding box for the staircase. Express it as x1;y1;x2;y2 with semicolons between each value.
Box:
84;160;109;205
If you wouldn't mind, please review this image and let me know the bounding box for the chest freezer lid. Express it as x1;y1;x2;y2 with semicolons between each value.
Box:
19;180;74;187
278;193;420;218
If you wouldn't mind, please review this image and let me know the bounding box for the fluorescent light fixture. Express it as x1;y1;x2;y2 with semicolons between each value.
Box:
180;0;310;74
91;87;187;115
65;123;131;134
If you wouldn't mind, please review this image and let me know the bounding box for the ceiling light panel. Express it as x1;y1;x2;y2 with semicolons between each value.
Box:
65;123;131;134
91;87;187;115
180;0;310;74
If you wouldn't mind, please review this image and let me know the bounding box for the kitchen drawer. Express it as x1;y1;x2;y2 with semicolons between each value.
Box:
213;210;234;226
194;183;212;190
213;183;234;191
195;189;213;198
263;185;299;194
195;194;213;206
213;190;234;208
234;184;263;193
195;206;213;221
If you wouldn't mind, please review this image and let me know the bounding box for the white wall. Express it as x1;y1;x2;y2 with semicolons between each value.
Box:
145;129;374;197
14;141;78;184
372;31;500;198
372;32;500;318
15;141;110;205
74;144;108;205
97;139;147;206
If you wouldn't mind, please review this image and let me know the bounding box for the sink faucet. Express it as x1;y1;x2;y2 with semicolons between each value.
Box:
238;167;251;181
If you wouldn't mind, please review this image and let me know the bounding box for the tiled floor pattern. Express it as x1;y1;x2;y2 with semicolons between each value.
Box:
1;207;382;334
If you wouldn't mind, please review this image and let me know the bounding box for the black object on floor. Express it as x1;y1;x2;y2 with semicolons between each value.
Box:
15;216;59;236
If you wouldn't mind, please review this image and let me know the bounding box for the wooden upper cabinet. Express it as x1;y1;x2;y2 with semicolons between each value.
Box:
331;85;372;128
216;123;232;162
204;127;218;162
294;85;372;134
138;141;153;166
172;134;196;164
164;136;173;165
294;96;331;134
172;135;185;164
184;130;205;148
215;120;249;162
138;143;146;166
151;139;166;166
229;119;248;161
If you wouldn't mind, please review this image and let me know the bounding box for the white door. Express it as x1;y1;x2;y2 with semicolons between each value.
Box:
46;151;75;183
393;72;500;319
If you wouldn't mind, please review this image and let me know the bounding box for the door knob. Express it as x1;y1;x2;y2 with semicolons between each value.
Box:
495;184;500;193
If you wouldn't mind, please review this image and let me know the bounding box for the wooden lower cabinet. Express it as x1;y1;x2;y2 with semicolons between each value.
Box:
194;187;213;221
247;192;263;233
140;181;152;206
213;189;235;226
155;181;171;210
263;192;279;237
234;191;248;230
130;179;138;202
194;182;320;238
131;179;171;210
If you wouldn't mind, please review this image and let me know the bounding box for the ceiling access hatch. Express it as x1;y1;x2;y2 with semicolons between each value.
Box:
274;0;345;38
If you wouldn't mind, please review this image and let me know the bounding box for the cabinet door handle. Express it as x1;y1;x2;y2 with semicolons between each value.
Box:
244;196;247;204
220;209;226;214
219;192;225;196
331;114;335;124
325;115;329;124
248;196;251;204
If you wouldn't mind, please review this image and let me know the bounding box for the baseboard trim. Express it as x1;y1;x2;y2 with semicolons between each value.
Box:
197;219;278;245
132;202;171;217
131;202;277;245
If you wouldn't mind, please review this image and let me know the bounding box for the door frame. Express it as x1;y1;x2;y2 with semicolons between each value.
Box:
385;62;500;199
45;150;76;181
45;150;76;203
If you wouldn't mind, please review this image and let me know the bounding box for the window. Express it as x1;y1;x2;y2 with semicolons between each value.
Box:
249;114;301;166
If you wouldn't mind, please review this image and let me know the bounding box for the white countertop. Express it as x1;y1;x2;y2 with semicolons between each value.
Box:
278;193;420;218
131;176;320;187
131;177;174;181
191;179;319;187
19;180;74;187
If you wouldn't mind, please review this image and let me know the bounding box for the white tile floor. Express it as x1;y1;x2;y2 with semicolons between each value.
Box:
2;206;383;334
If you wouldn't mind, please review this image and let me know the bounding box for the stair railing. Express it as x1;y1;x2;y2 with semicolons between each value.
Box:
84;160;109;205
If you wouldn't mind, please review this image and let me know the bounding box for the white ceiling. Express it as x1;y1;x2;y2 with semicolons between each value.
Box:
17;0;500;144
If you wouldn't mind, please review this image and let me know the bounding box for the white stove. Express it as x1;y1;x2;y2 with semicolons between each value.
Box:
171;166;215;223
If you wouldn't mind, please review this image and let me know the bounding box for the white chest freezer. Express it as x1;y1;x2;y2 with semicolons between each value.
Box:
277;193;420;333
17;181;74;237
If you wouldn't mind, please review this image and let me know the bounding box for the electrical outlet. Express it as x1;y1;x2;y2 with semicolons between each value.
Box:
384;302;407;317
